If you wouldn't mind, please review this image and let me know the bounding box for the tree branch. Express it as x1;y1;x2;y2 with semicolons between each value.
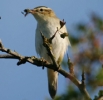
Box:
0;38;91;100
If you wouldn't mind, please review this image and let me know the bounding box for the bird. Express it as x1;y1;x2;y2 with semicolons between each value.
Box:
24;6;70;99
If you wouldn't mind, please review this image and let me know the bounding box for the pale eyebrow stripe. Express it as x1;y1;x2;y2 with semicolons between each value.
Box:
34;6;48;9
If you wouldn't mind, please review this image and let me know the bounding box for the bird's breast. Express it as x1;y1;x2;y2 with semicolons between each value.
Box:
35;20;69;62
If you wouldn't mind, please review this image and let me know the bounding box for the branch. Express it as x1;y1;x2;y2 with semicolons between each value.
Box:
0;38;91;100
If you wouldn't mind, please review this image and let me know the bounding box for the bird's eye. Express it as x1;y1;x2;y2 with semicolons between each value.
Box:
40;9;43;11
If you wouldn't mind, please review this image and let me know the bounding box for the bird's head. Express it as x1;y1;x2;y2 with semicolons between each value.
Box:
24;6;56;22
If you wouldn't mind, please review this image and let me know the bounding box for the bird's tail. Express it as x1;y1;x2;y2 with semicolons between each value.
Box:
47;69;58;99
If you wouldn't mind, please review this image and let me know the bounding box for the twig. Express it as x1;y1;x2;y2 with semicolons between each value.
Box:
81;69;85;85
67;56;74;75
49;19;67;42
40;31;59;71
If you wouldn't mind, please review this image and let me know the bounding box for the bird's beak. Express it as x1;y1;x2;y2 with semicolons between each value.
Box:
24;9;36;16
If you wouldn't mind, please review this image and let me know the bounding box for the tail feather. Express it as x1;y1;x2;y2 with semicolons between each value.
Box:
48;82;57;99
47;69;58;99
